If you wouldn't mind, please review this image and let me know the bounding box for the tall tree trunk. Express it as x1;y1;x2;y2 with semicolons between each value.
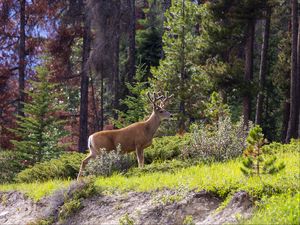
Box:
243;19;255;127
179;0;186;131
113;1;121;119
286;0;299;142
281;73;291;142
78;1;91;153
127;0;136;84
100;74;104;130
296;20;300;138
18;0;26;117
90;76;100;132
255;7;271;125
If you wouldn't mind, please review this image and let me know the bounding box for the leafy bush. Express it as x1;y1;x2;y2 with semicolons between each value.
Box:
16;152;85;183
183;116;250;161
144;135;191;164
84;146;136;177
0;150;27;184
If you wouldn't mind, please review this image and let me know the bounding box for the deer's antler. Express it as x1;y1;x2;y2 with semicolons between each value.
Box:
147;92;164;107
160;91;174;107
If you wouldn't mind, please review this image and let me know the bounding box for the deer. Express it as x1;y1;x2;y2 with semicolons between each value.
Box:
77;92;173;180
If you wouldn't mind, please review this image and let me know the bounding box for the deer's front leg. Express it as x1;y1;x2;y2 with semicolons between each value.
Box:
136;147;144;168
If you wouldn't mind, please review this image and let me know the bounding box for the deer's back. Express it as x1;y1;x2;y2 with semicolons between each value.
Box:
91;123;145;153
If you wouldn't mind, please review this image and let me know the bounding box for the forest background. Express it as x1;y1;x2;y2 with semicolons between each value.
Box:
0;0;299;161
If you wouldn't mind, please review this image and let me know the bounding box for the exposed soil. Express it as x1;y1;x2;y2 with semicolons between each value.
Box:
0;185;253;225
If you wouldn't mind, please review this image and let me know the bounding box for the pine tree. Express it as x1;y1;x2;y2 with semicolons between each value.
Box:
136;0;164;74
11;67;68;165
151;0;210;131
114;65;149;128
241;125;285;177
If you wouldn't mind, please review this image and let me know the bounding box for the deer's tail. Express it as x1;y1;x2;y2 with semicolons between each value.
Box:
87;135;94;152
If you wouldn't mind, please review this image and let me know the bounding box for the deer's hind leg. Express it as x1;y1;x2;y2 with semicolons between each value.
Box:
77;151;96;181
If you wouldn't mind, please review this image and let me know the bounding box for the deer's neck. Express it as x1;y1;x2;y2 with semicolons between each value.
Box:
145;111;161;138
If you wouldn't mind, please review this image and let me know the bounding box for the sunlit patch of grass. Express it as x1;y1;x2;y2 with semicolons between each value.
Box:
0;179;71;201
94;151;300;199
243;192;300;224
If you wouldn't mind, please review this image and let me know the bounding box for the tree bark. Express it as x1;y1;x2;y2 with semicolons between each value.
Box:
286;0;299;142
90;76;100;132
179;0;186;131
296;20;300;138
113;1;121;119
18;0;26;117
100;74;104;130
243;19;255;127
255;7;271;125
78;1;91;153
281;73;291;142
127;0;136;84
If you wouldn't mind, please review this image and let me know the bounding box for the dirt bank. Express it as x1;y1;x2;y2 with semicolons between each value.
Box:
0;186;253;225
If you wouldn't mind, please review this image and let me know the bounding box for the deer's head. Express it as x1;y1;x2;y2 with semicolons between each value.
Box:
147;92;173;120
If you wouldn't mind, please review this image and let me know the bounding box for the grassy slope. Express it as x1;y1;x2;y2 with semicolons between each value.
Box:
0;142;299;224
0;151;298;199
0;180;71;201
94;151;299;198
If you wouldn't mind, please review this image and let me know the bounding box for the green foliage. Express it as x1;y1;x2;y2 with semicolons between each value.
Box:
0;150;27;183
144;135;191;164
28;217;54;225
0;180;71;201
59;179;96;222
16;152;85;183
94;147;299;199
241;125;285;177
136;0;163;71
244;193;300;225
151;0;211;129
115;65;149;128
59;198;82;221
204;92;230;124
126;159;193;177
185;116;249;161
183;215;195;225
11;67;69;165
119;213;135;225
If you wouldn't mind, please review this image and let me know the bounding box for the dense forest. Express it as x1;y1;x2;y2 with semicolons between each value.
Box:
1;0;300;155
0;1;300;224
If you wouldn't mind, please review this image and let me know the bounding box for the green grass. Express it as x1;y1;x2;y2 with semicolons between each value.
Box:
94;151;300;198
244;193;300;224
0;142;299;205
0;179;71;201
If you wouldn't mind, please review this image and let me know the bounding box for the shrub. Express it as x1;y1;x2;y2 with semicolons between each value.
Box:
144;135;191;164
16;152;85;183
84;146;136;177
0;150;27;184
183;116;250;161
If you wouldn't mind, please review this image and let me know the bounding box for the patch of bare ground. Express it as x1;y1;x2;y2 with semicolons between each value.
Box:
0;186;253;225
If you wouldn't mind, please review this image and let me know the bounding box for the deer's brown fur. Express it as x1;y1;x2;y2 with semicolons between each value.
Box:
77;92;173;180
